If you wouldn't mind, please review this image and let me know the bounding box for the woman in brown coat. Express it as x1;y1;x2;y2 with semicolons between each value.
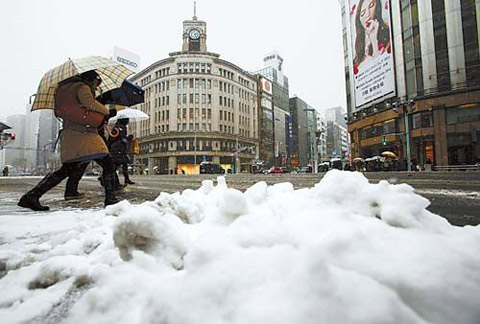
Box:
18;71;119;211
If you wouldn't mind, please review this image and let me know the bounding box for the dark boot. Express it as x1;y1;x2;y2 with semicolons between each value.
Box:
65;165;87;201
123;165;135;185
64;192;85;201
124;175;135;185
114;173;125;191
18;172;64;211
103;173;119;207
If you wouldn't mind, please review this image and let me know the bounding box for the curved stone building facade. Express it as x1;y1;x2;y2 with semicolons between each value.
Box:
129;16;259;174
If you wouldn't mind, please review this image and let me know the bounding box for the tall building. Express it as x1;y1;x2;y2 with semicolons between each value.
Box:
2;114;26;170
24;105;40;171
254;52;290;167
341;0;480;168
130;14;259;174
289;96;318;168
316;112;328;162
326;121;349;160
37;110;61;171
324;106;346;127
256;76;275;166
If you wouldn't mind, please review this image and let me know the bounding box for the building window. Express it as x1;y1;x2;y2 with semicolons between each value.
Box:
446;104;480;124
383;119;397;134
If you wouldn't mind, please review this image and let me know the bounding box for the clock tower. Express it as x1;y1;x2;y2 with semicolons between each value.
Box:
182;4;207;52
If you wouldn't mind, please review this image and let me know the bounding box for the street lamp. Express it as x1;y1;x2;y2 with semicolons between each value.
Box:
392;99;415;171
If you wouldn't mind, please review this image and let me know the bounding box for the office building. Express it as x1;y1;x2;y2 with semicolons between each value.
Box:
341;0;480;168
129;14;259;174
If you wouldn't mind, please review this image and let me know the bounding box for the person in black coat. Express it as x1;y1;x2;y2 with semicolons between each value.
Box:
108;118;135;186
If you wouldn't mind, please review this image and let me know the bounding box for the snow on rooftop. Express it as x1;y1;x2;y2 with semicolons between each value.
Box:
0;170;479;324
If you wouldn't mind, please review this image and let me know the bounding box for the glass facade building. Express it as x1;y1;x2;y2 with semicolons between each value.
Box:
342;0;480;168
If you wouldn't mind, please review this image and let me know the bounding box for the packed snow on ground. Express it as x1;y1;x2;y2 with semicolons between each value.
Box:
0;170;480;324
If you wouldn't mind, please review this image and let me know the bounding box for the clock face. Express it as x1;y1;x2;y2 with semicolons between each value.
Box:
189;29;200;40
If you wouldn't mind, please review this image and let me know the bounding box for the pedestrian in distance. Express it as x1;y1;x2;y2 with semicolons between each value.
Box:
2;166;8;177
108;118;135;186
18;71;119;211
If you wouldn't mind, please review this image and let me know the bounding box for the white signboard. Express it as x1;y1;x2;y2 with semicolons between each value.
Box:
113;46;140;73
260;77;273;95
348;0;395;109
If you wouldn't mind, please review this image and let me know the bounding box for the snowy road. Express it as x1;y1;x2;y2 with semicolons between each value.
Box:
1;171;479;226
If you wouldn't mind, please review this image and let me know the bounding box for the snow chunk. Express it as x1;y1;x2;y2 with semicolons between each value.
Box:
112;205;187;268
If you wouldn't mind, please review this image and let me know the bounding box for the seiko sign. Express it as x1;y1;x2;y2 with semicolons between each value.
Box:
116;56;138;68
113;46;140;73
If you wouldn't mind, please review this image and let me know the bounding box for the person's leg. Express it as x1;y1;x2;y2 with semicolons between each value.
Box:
65;162;89;200
94;155;118;207
18;163;74;211
123;164;135;185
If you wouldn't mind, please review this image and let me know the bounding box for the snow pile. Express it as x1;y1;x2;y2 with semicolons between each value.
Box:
1;170;480;324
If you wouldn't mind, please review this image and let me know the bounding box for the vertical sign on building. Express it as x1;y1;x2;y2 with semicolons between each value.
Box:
113;46;140;73
348;0;395;109
260;77;273;95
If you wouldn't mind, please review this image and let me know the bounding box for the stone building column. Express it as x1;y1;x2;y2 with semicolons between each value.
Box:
433;106;449;166
391;0;407;98
418;0;437;93
168;156;177;175
148;157;154;176
445;0;467;89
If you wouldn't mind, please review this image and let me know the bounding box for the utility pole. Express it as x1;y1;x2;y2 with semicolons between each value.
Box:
393;99;415;171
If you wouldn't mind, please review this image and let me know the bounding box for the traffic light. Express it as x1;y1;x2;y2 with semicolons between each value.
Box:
382;136;387;146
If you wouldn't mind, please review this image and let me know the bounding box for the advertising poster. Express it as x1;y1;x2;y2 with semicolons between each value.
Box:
349;0;395;108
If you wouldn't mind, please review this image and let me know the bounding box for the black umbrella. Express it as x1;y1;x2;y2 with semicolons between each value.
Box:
0;122;12;133
97;80;145;107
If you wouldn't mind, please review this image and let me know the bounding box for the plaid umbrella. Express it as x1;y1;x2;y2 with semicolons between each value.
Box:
31;56;134;111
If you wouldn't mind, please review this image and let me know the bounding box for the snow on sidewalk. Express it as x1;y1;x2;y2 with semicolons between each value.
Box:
0;170;479;324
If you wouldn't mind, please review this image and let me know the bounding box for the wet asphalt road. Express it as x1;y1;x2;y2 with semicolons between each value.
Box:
0;171;479;226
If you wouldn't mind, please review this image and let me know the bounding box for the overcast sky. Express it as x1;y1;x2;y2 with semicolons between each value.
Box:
0;0;346;121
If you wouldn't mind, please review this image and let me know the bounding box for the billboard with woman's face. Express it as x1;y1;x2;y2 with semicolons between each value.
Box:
349;0;395;108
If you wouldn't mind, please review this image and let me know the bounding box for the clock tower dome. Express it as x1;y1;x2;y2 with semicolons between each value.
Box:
182;4;207;52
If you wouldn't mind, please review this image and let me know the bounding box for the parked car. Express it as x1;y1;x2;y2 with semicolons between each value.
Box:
200;162;226;174
299;166;313;173
269;166;283;174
